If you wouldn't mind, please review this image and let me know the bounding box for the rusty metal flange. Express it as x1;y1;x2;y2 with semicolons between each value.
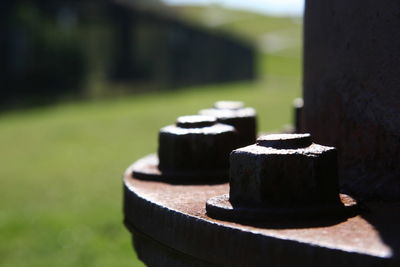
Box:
130;154;228;184
206;133;359;223
123;174;400;267
206;193;358;223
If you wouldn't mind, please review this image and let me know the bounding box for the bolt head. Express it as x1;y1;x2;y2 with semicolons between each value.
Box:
158;115;238;172
199;102;257;147
229;134;341;208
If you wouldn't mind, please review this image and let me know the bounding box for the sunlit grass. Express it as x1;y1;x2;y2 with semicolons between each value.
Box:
0;7;301;267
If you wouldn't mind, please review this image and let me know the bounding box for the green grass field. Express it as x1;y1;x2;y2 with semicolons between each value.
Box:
0;7;302;267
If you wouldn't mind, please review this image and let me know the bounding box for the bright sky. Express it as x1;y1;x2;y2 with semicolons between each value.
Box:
161;0;304;16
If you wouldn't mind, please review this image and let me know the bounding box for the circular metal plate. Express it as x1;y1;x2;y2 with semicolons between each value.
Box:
130;154;229;184
206;193;359;224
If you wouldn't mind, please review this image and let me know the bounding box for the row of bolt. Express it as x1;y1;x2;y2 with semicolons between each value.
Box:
133;100;356;222
158;101;256;173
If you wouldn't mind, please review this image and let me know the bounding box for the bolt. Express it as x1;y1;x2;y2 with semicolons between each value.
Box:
293;98;304;133
158;115;238;173
229;133;342;208
199;101;257;148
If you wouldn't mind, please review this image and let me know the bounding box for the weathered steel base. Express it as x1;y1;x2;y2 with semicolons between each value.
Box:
124;164;400;267
130;229;214;267
131;154;228;184
206;193;358;224
303;0;400;201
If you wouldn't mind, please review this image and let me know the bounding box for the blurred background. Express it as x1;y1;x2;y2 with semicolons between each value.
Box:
0;0;303;266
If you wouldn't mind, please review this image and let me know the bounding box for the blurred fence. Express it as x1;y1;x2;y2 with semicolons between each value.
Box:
0;0;255;109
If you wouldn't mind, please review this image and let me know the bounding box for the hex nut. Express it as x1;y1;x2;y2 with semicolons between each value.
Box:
158;115;238;172
229;133;341;208
199;101;257;147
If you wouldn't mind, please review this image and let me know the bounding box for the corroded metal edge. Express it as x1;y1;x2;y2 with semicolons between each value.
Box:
127;224;219;267
123;174;397;267
206;193;358;224
130;154;229;184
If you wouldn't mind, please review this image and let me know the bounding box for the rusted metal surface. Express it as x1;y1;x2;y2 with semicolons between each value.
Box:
123;0;400;264
131;154;228;184
206;133;356;222
123;171;400;266
303;0;400;201
132;115;238;183
229;134;341;207
158;115;237;173
199;101;257;148
206;193;357;223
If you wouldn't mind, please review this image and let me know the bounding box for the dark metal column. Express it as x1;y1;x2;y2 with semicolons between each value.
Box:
303;0;400;200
